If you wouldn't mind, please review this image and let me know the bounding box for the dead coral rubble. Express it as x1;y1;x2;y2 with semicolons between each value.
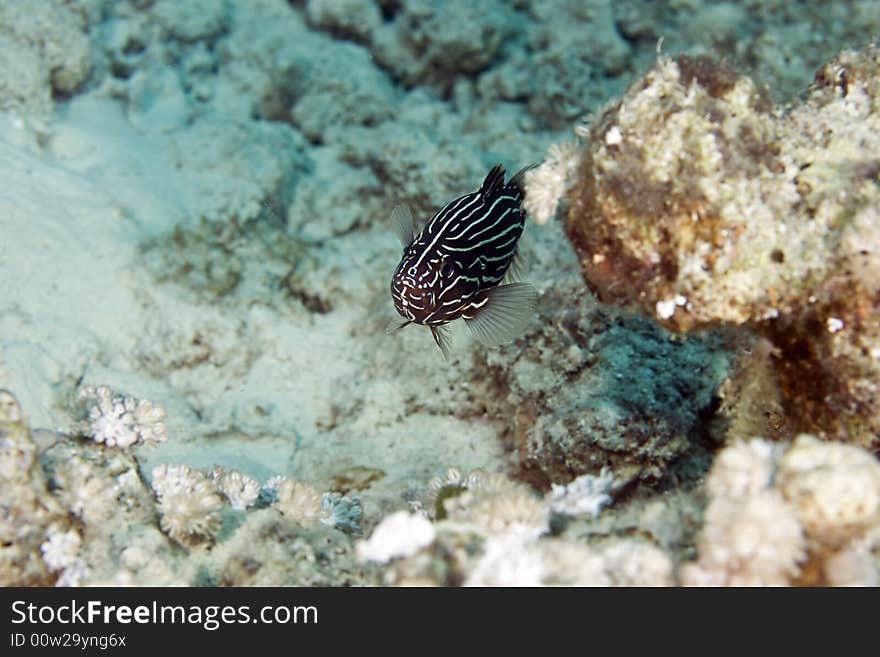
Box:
560;47;880;449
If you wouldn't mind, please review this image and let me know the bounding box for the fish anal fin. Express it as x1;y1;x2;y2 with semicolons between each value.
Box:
464;282;538;347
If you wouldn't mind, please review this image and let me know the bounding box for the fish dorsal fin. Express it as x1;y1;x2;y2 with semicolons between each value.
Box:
430;324;453;360
465;282;538;347
391;204;416;248
508;163;539;195
479;164;506;196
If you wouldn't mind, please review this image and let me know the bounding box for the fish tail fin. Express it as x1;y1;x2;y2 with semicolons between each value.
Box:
464;282;538;347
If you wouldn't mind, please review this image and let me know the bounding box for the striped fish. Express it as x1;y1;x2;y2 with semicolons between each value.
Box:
389;164;538;358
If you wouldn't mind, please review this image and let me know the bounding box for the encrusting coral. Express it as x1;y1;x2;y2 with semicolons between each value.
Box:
543;45;880;449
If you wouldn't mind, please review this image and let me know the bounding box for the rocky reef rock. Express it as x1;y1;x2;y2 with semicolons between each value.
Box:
559;47;880;450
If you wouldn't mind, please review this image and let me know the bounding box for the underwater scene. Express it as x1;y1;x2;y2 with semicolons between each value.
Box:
1;0;880;587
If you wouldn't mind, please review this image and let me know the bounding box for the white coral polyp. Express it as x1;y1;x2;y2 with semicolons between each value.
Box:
465;534;545;586
524;140;581;225
40;526;82;572
212;467;260;510
151;464;223;546
271;477;323;526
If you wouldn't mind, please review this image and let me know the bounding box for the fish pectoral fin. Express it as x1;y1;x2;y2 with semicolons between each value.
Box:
502;245;528;283
430;324;453;361
390;204;416;248
464;282;538;347
385;317;412;335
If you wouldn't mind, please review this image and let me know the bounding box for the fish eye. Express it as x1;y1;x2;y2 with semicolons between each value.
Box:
441;262;454;277
408;266;417;276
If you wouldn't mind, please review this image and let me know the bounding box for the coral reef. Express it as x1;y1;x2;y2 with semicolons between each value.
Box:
371;0;518;91
2;0;879;589
558;46;880;449
6;384;880;586
359;464;674;587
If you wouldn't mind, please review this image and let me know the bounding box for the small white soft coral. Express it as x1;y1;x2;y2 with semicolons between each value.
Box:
211;466;260;511
40;525;81;572
523;140;581;225
77;385;167;448
269;476;323;527
442;471;549;539
549;468;614;517
151;464;223;546
356;511;436;564
52;455;120;526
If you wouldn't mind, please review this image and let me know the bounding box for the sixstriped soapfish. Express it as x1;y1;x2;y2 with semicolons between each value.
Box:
389;164;538;358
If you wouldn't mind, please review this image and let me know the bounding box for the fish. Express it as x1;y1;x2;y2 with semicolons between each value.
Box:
389;164;538;358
